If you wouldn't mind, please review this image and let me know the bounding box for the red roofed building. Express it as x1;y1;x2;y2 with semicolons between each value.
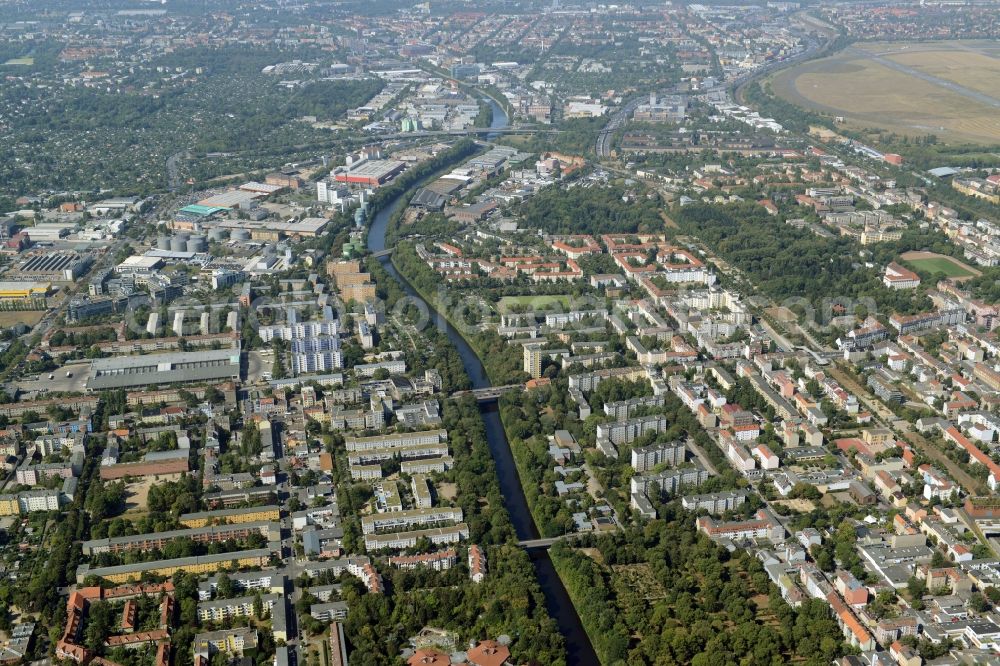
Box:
883;262;920;290
467;640;510;666
835;437;873;458
758;199;779;216
121;600;137;633
696;509;784;541
155;642;171;666
751;444;778;469
360;563;384;594
388;549;458;571
105;629;169;649
469;544;486;583
160;595;175;629
835;570;869;606
945;426;1000;490
550;235;601;259
56;592;91;664
826;591;875;651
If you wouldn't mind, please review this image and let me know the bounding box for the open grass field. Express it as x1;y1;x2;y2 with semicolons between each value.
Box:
3;57;34;66
497;294;573;313
0;311;45;327
900;250;980;280
770;40;1000;144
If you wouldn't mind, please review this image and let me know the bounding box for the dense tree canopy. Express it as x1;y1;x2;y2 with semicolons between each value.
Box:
676;202;934;317
551;506;852;665
517;183;664;235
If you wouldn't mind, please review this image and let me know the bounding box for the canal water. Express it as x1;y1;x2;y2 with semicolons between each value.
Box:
366;98;599;665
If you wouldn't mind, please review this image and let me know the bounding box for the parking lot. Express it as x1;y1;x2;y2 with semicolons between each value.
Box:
247;349;275;383
11;361;92;396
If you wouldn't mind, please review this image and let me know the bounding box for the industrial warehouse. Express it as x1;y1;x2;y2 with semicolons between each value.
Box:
0;281;50;308
86;346;242;390
332;159;406;187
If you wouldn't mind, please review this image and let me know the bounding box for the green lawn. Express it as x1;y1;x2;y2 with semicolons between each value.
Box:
497;294;572;313
3;57;34;66
904;256;976;278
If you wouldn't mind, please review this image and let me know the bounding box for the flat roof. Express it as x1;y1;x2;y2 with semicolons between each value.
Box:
82;521;278;552
217;217;329;235
199;593;281;609
91;346;239;371
197;190;261;208
118;255;163;269
928;167;959;178
78;546;276;578
0;281;49;294
179;204;227;217
347;159;405;178
87;346;241;390
145;249;197;260
180;504;281;521
240;182;284;194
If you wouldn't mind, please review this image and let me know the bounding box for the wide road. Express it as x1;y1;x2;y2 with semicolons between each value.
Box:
596;96;641;158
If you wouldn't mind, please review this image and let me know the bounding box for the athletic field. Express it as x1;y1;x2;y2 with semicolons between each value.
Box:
900;251;979;280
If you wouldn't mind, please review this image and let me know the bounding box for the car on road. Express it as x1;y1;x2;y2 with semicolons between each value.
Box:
65;371;73;378
48;373;54;380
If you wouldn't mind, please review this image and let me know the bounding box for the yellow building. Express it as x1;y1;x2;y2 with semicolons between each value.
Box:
77;548;275;584
327;259;363;277
0;281;49;303
953;178;1000;204
334;272;372;288
523;343;543;379
179;505;281;528
861;428;894;447
194;628;258;657
340;282;376;303
0;495;20;516
859;228;903;245
249;229;282;242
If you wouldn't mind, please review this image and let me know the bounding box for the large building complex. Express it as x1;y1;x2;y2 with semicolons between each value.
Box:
87;347;241;390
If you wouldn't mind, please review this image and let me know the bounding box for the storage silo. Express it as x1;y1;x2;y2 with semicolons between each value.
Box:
187;235;207;253
231;229;251;242
170;233;190;252
156;234;171;251
208;227;228;242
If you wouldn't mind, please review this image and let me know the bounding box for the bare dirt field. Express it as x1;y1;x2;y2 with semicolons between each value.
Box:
772;498;816;513
771;40;1000;144
766;306;798;323
123;477;159;514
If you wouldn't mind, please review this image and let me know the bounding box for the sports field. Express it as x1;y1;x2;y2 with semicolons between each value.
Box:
2;57;33;66
771;40;1000;144
497;294;573;312
900;251;979;280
